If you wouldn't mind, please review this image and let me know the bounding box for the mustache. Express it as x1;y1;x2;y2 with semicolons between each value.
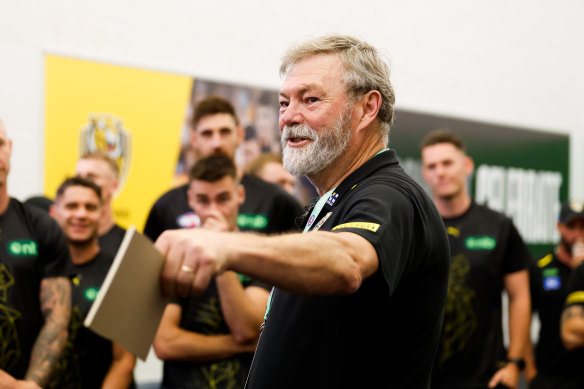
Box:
281;124;317;143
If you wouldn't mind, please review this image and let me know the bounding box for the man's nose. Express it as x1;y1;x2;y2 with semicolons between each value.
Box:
74;207;87;218
279;102;303;129
211;133;223;147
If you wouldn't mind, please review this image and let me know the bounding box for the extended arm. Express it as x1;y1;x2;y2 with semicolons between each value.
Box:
153;304;255;362
489;269;531;389
25;277;71;387
157;229;378;298
561;304;584;350
101;343;136;389
215;272;270;343
0;371;40;389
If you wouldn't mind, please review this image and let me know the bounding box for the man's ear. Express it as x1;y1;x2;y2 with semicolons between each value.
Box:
236;125;245;145
355;90;382;133
189;128;198;150
237;184;245;206
464;155;475;177
186;185;196;211
49;204;56;218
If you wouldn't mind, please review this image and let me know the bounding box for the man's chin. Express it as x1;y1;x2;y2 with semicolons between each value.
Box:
68;237;96;247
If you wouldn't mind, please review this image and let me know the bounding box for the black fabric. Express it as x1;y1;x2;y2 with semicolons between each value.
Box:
432;202;531;389
98;223;126;259
48;251;117;389
245;150;450;389
162;275;270;389
529;252;584;388
143;175;304;241
0;198;72;378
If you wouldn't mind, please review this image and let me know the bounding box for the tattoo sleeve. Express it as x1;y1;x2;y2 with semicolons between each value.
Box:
25;277;71;387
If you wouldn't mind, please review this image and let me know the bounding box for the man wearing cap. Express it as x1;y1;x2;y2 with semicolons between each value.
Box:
527;199;584;388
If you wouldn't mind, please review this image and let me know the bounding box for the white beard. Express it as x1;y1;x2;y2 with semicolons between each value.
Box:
281;107;352;177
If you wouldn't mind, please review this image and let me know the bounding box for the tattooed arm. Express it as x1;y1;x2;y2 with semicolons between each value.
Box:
561;304;584;350
24;277;71;387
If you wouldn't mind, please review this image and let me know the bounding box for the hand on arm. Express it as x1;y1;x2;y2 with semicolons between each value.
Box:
156;228;378;298
101;343;136;389
215;272;269;344
25;277;71;387
488;270;530;389
153;303;255;362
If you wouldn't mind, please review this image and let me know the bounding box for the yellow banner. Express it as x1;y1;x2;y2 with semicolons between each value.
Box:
45;55;193;230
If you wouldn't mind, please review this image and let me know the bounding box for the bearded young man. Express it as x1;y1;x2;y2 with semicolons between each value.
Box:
155;35;450;388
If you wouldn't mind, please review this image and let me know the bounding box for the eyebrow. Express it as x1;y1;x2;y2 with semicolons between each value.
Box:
280;83;323;98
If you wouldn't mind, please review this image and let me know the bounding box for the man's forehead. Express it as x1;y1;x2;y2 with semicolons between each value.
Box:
194;113;238;132
280;55;345;95
0;120;8;139
422;143;465;159
77;158;110;174
61;185;100;202
191;176;237;192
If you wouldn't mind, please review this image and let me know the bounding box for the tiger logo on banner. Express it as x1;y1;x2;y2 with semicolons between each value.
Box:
79;113;132;192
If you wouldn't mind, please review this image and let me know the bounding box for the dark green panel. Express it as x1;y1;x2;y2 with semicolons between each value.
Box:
390;109;570;257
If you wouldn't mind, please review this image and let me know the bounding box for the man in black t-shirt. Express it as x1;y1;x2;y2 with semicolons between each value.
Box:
421;129;531;389
76;151;126;258
155;35;450;388
48;177;135;389
143;96;303;242
154;156;270;389
0;119;72;389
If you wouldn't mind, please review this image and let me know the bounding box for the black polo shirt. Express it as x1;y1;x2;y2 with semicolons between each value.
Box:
245;150;450;389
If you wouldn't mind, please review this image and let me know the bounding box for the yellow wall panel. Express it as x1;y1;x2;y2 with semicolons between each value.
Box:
45;55;193;230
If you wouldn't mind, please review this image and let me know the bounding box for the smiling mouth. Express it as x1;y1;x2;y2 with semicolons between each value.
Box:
288;137;312;145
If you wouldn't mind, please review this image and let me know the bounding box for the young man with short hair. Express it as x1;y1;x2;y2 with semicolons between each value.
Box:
154;156;269;389
49;176;135;389
421;129;531;389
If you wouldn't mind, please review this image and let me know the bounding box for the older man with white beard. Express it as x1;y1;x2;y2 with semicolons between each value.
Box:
155;35;450;388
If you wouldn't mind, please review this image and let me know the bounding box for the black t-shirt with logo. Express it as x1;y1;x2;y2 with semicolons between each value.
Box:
0;198;72;378
48;251;116;389
246;150;451;389
432;202;530;389
162;275;270;389
143;174;304;241
529;252;584;388
98;223;126;259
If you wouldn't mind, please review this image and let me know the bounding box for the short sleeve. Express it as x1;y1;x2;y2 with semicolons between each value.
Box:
330;182;414;294
28;205;73;278
501;221;531;275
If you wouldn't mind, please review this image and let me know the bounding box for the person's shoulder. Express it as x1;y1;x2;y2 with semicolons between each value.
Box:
111;223;126;235
16;197;57;226
470;202;511;222
242;174;301;204
153;184;188;205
